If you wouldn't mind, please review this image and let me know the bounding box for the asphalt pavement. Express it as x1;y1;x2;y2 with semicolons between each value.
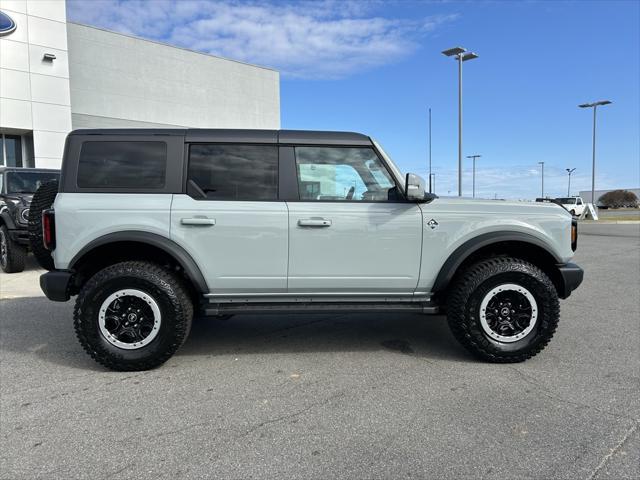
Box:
0;223;638;479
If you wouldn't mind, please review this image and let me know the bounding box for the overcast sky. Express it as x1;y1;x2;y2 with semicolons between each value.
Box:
67;0;640;199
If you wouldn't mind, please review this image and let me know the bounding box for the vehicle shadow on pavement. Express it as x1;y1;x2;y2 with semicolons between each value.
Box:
180;312;472;363
0;296;472;372
22;256;43;271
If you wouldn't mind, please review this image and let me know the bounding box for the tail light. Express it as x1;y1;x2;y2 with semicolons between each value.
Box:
42;209;56;250
571;218;578;251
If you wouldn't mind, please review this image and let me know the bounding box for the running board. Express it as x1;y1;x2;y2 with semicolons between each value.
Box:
203;301;439;316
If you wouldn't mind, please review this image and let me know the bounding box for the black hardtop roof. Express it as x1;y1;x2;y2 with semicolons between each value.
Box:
68;129;372;146
0;167;60;173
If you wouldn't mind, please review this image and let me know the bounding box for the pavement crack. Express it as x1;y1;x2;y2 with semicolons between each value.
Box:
103;462;136;480
585;421;639;480
238;392;345;438
508;366;636;422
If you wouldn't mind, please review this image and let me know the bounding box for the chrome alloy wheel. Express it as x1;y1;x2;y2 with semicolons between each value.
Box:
98;289;161;349
479;283;538;343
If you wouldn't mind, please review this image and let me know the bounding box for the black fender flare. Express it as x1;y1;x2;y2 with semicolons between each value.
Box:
432;231;563;293
69;231;208;293
0;210;17;229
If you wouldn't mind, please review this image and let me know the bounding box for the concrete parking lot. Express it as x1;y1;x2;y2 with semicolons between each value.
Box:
1;223;638;480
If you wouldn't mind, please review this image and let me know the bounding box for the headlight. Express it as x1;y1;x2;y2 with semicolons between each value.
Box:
20;208;30;223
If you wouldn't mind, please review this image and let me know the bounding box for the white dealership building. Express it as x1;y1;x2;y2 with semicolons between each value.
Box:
0;0;280;169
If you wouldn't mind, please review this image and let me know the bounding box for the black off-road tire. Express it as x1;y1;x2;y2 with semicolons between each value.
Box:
0;225;26;273
446;256;560;363
74;261;194;371
28;179;59;271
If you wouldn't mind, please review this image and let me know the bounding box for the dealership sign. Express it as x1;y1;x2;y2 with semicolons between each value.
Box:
0;10;17;36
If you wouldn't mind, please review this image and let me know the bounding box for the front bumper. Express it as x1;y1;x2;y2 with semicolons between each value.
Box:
8;228;30;247
40;270;73;302
557;262;584;299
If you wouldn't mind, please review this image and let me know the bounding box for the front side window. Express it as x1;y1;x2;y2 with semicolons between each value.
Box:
294;147;396;202
77;141;167;189
188;144;278;200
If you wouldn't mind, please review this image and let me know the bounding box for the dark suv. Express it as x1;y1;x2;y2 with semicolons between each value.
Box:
0;167;60;273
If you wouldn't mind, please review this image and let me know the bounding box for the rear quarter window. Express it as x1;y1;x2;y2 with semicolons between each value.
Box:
77;141;167;189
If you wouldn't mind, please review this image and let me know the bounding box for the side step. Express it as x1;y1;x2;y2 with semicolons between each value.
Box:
203;301;440;316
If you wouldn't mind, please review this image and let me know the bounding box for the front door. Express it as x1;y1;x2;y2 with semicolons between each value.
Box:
171;143;288;295
286;146;423;294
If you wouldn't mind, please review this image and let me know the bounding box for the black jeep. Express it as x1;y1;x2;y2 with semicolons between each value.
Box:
0;167;60;273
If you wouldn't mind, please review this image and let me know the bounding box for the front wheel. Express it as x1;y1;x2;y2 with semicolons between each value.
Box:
74;261;193;371
446;256;559;363
0;225;26;273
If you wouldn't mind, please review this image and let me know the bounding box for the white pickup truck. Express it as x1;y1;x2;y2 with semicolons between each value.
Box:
556;197;586;216
32;129;583;371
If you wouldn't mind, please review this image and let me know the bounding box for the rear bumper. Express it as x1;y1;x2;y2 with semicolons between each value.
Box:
557;262;584;299
40;270;72;302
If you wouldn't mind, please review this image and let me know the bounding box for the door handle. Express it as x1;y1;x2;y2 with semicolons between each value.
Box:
181;217;216;226
298;218;332;227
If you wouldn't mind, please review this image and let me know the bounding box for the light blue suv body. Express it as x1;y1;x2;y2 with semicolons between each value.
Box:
36;129;583;370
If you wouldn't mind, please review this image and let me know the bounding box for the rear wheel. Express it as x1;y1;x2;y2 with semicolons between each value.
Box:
0;225;26;273
74;261;193;371
446;256;559;363
28;179;59;270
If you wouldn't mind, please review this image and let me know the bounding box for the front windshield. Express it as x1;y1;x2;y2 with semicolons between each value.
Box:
557;197;576;204
6;171;60;194
371;139;405;191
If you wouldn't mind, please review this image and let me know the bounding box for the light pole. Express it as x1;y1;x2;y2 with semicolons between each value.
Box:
442;46;478;197
429;173;436;194
467;154;481;198
538;161;545;198
428;108;432;193
579;100;611;205
566;168;576;196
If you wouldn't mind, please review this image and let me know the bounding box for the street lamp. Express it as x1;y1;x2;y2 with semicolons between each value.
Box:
428;107;432;193
566;168;576;196
429;173;436;194
467;154;481;198
538;161;545;198
579;100;611;205
442;46;479;197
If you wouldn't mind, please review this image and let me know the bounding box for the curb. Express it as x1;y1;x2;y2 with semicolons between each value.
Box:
580;220;640;224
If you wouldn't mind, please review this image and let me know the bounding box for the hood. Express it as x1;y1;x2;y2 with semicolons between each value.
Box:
2;193;33;207
428;196;571;217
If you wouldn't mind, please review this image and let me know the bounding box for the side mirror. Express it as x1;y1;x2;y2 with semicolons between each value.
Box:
405;173;426;201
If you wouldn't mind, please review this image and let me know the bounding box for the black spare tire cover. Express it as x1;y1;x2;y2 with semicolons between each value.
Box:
28;179;59;271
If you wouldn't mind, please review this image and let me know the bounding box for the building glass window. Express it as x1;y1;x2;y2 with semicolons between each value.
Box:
1;135;23;167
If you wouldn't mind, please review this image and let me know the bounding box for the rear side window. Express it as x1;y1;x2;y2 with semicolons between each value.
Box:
77;141;167;189
188;144;278;200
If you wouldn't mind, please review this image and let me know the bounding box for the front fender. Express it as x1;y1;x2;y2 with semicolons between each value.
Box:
0;210;17;229
430;230;563;293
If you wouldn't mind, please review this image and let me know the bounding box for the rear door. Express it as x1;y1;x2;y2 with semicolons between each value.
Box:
171;143;288;295
284;145;423;294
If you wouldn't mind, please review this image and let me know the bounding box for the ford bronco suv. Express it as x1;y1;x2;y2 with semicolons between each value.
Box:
0;167;59;273
35;129;583;371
